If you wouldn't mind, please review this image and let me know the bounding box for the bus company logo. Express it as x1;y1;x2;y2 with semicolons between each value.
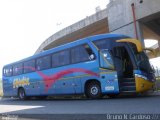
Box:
13;77;30;88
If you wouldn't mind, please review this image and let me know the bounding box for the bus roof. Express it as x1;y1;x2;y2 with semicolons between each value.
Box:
3;33;128;67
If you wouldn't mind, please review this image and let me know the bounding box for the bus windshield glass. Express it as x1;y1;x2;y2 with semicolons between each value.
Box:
129;43;154;73
93;37;128;50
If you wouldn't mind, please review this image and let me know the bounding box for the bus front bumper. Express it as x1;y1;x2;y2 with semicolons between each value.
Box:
135;75;155;93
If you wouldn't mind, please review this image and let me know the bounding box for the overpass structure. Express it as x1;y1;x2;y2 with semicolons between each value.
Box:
35;0;160;58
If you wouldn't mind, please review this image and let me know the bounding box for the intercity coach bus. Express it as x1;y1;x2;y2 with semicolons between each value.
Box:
2;34;155;100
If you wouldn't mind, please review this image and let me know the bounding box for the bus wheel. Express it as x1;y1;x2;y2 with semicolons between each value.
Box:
18;88;26;100
86;81;102;99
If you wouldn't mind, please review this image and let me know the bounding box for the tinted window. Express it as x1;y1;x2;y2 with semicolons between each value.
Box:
84;44;96;60
93;39;110;49
3;66;12;77
52;50;70;67
24;60;35;73
36;56;51;70
93;37;128;50
71;44;94;63
13;63;23;75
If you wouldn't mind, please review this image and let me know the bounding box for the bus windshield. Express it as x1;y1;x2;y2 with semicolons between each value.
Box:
136;52;154;73
129;43;154;73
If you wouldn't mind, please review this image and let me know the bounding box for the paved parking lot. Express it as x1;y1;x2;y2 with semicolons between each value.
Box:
0;93;160;119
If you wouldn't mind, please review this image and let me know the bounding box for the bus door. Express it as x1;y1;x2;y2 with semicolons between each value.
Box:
111;46;136;93
112;46;134;80
99;49;119;94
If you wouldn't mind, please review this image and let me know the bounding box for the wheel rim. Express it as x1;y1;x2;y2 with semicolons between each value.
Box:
90;86;98;95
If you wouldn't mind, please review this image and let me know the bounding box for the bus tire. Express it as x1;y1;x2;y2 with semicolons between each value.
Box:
86;81;102;99
18;88;27;100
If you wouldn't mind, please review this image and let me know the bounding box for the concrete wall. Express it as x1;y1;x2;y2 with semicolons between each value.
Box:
107;0;133;33
107;0;160;45
108;0;160;31
135;0;160;20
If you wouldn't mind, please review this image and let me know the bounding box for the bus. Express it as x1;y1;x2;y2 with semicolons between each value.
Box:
2;34;156;100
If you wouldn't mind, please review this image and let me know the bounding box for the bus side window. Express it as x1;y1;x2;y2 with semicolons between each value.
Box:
94;39;107;49
52;50;70;68
36;56;51;71
93;39;111;50
13;63;23;75
83;44;96;60
71;44;92;64
24;60;35;73
3;66;12;77
58;50;70;66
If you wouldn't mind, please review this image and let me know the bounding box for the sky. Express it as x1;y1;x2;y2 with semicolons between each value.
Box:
0;0;159;77
0;0;109;76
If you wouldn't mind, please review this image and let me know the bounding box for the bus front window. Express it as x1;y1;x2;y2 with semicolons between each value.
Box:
136;52;153;73
99;49;115;70
129;43;154;73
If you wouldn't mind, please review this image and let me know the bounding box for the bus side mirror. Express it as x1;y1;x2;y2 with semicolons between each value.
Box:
99;49;115;70
143;48;157;57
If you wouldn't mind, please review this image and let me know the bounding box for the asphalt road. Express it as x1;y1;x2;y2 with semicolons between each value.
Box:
0;93;160;120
